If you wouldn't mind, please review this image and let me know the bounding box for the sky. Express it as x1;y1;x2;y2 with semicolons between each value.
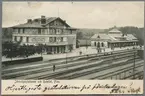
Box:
2;1;144;29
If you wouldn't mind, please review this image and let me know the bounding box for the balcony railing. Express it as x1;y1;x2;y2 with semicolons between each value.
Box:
27;41;69;46
13;33;76;36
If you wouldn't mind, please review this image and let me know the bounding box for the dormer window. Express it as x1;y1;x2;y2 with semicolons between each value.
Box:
34;19;39;22
97;35;100;38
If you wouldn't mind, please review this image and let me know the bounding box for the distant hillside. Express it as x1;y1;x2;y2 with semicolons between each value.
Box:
119;26;144;45
76;28;108;39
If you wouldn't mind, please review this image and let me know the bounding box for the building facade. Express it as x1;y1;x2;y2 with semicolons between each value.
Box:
91;26;139;52
12;16;77;54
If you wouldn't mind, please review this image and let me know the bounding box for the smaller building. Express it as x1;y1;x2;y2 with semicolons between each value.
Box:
91;26;139;52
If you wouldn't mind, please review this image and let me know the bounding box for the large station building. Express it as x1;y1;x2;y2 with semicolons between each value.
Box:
11;16;77;54
91;26;138;51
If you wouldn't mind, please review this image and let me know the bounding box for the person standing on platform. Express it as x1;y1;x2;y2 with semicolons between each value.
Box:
53;64;56;72
79;51;82;55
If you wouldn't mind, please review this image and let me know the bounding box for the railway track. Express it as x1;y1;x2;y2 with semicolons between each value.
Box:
53;59;142;79
123;71;144;79
2;49;137;73
96;63;144;79
2;48;136;70
23;54;138;79
74;60;143;80
2;49;141;79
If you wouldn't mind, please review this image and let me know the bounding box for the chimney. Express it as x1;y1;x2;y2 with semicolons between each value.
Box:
41;15;45;19
27;19;32;23
41;15;46;25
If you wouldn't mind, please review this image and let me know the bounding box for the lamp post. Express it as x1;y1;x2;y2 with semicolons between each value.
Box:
41;44;43;57
66;49;67;64
133;46;136;79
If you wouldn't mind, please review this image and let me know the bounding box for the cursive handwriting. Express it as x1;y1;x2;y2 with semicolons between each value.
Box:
4;82;142;94
5;84;41;93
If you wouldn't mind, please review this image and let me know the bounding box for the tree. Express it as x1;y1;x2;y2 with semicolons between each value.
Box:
119;26;144;45
2;41;37;59
76;32;83;39
2;41;19;60
76;39;80;48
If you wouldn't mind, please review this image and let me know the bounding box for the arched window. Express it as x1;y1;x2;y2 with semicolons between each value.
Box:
101;42;104;47
94;42;96;46
97;42;100;48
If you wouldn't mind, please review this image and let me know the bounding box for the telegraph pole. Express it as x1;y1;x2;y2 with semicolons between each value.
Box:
133;49;136;79
41;44;43;57
66;52;67;64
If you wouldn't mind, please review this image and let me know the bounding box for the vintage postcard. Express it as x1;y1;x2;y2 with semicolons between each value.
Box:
1;1;144;95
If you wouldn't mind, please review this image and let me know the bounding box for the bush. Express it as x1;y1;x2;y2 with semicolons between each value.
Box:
2;41;42;59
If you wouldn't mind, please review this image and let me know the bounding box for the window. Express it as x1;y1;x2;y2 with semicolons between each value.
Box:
38;29;41;34
52;29;56;34
54;37;56;42
18;29;23;34
20;36;23;42
70;30;72;34
14;29;18;33
56;29;61;34
41;29;45;34
49;37;53;42
26;37;29;43
18;29;20;34
41;19;46;24
49;37;56;42
59;29;62;34
61;29;63;34
55;21;57;25
101;42;104;47
14;36;17;41
97;42;100;48
63;37;67;41
56;37;62;42
61;37;63;42
49;29;53;34
23;29;25;34
47;29;49;34
94;42;96;46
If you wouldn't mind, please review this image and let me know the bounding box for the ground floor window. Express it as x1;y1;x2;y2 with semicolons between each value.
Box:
45;46;66;54
20;36;23;42
94;42;96;46
26;37;29;43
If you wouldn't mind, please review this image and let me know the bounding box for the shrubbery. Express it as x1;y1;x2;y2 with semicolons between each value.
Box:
2;41;44;60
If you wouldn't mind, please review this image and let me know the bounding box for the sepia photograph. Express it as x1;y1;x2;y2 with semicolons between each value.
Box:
2;1;144;80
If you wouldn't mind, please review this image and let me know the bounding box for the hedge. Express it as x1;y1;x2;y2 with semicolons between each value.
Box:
2;57;43;66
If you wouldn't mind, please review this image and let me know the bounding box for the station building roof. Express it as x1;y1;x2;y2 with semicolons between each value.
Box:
91;27;138;42
11;16;71;28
